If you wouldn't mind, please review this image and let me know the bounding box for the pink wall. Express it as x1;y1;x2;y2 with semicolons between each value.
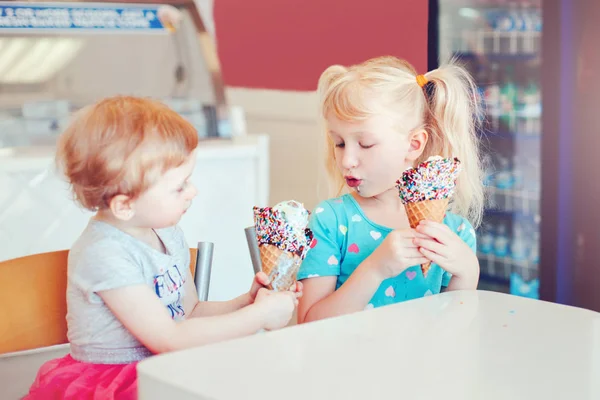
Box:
214;0;429;91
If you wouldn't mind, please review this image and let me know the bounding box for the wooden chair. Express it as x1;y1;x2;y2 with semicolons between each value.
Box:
0;248;200;355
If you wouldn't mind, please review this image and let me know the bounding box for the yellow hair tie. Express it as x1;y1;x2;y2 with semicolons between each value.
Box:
416;74;428;88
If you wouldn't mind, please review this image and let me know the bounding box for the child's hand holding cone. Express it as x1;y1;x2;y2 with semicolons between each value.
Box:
396;156;462;277
246;271;303;305
413;220;479;285
363;228;430;281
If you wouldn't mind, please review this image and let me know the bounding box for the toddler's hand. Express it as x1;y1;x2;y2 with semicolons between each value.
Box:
368;228;429;280
254;288;298;331
247;272;271;304
247;272;303;302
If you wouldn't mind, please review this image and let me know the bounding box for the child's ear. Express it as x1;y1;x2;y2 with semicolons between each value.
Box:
109;194;135;221
406;129;428;162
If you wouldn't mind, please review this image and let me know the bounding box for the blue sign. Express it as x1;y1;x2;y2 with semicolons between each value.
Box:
0;2;170;33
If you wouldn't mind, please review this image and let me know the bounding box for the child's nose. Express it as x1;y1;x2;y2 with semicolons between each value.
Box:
341;149;358;170
186;182;198;199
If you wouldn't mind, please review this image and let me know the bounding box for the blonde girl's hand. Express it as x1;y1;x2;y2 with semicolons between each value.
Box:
368;228;430;280
289;281;303;299
413;220;479;285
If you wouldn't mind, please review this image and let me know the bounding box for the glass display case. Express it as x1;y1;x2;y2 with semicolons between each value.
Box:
0;0;231;150
436;0;542;298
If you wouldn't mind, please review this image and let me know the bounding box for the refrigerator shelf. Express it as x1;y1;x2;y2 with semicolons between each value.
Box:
451;28;540;56
478;253;538;270
478;253;539;281
454;51;539;62
477;279;510;293
437;0;553;304
479;130;541;140
485;108;541;119
481;111;542;136
484;207;540;220
486;186;540;201
479;273;509;286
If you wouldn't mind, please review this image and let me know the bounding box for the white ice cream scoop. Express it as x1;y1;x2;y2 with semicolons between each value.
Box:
273;200;309;236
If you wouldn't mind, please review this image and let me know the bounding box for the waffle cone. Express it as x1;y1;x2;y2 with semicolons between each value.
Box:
405;199;449;277
259;244;301;291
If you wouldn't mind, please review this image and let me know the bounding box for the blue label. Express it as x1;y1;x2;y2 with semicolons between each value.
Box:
0;2;169;32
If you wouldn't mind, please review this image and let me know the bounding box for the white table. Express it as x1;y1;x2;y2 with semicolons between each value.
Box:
138;290;600;400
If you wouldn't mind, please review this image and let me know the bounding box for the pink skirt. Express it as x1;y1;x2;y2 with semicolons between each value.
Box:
24;354;138;400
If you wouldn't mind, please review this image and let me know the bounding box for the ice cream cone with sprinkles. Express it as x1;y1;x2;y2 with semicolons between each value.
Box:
396;156;462;277
253;200;313;291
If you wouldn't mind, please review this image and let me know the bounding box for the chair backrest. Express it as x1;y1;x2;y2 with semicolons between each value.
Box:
0;249;198;355
0;251;69;354
244;226;262;274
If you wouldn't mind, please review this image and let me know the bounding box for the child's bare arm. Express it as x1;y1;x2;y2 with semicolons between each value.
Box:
190;294;254;317
99;285;296;353
181;274;254;318
182;272;297;318
298;257;383;323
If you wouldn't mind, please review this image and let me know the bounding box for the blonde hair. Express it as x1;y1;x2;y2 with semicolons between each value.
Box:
56;96;199;211
318;56;484;227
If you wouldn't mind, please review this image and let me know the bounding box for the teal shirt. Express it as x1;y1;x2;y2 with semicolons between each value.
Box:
297;194;477;308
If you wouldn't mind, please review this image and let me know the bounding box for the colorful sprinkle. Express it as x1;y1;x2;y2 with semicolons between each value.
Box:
397;157;462;203
253;204;313;258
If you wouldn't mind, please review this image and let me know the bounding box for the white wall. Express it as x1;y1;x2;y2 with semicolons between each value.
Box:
191;1;330;210
227;88;328;211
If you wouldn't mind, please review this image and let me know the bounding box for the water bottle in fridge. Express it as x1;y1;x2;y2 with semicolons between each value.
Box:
493;223;510;258
479;223;495;255
510;223;528;262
